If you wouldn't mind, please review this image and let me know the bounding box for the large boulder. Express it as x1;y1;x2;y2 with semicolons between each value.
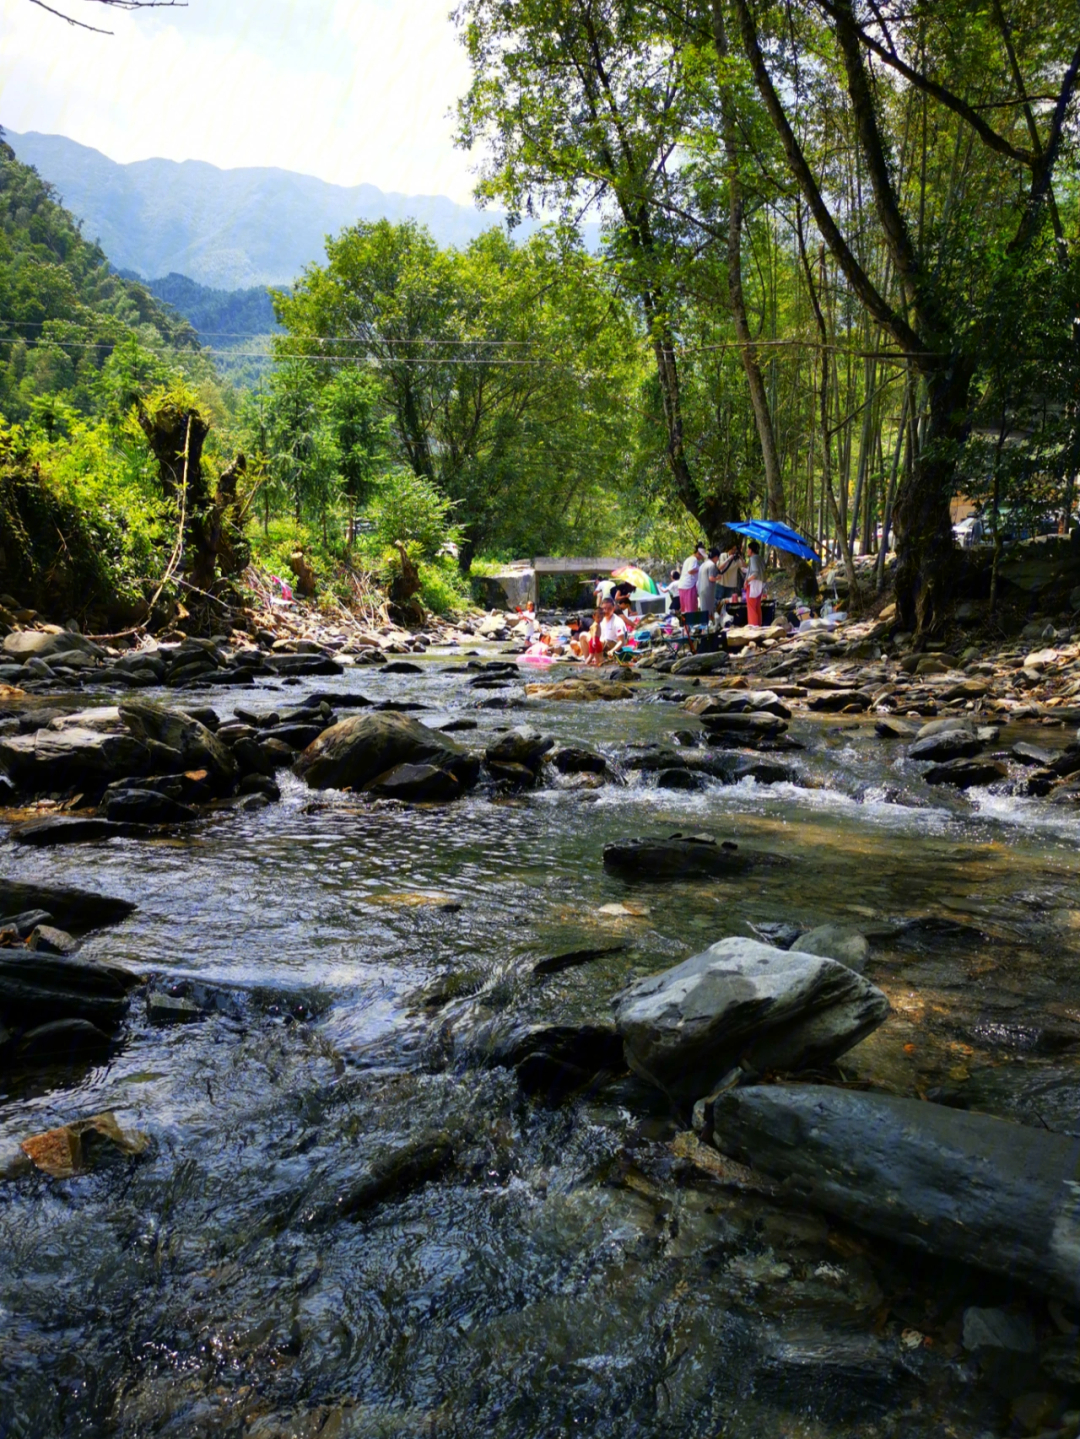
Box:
0;949;138;1027
295;711;479;792
0;726;150;794
3;629;103;661
613;937;889;1104
118;700;237;790
710;1084;1080;1302
0;881;134;932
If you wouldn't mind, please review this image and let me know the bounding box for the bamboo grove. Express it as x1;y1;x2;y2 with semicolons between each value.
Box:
455;0;1080;631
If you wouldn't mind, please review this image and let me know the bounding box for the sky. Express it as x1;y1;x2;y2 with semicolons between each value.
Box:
0;0;481;202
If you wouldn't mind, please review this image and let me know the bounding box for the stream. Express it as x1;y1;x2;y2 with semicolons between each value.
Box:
1;651;1079;1438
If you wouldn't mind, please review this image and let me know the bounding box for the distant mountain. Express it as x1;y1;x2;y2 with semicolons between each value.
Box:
5;130;529;290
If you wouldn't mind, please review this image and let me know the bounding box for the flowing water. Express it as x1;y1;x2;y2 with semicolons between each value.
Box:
1;655;1079;1438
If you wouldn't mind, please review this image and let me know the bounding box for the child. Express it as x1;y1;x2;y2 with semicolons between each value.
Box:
586;609;605;666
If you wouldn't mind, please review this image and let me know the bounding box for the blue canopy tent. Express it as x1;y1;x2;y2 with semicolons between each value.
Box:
727;520;820;565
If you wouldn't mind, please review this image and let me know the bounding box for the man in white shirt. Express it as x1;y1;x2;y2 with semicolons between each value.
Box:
598;598;628;655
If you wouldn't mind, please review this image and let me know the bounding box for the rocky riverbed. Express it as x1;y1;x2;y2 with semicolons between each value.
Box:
1;610;1080;1439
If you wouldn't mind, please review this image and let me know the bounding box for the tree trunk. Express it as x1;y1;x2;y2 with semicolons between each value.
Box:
891;358;973;634
710;0;786;543
136;398;219;592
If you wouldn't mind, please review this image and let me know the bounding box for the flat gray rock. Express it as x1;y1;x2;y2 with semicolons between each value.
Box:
711;1084;1080;1302
612;938;889;1104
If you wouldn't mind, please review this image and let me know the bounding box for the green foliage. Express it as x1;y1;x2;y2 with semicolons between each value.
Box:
366;466;461;558
274;217;642;563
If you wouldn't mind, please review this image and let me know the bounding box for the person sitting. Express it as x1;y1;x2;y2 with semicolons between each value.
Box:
598;597;629;657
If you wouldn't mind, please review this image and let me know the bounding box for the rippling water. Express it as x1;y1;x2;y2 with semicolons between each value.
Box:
1;655;1077;1437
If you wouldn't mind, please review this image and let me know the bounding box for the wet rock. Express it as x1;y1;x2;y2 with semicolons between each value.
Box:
917;715;975;739
16;1017;115;1060
685;691;791;720
613;939;888;1104
119;701;237;790
381;660;423;675
102;788;199;825
19;1111;149;1178
0;725;150;794
237;774;281;801
1012;742;1059;767
711;1084;1080;1301
963;1307;1037;1354
27;924;78;956
699;711;788;739
603;833;762;879
11;816;159;846
656;768;701;790
147;991;202;1025
623;745;687;773
263;723;326;750
366;762;462;803
909;730;986;762
486;759;536;788
793;924;870;973
687;753;796;785
438;718;478;733
523;678;633;701
484;726;554;770
924;757;1009;787
2;909;53;939
0;949;135;1025
532;943;626;978
0;881;134;932
302;1133;455;1226
550;745;606;775
295;711;479;792
264;654;343;677
670;650;729;676
806;690;872;713
462;1016;626;1100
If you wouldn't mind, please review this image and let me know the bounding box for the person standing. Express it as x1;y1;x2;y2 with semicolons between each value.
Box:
663;569;682;613
677;543;705;614
697;546;721;618
745;540;766;626
716;543;744;602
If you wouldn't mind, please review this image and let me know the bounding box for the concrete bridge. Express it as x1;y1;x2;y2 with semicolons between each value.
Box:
484;557;640;609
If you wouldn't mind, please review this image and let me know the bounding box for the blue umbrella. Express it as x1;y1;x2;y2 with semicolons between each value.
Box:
727;520;819;564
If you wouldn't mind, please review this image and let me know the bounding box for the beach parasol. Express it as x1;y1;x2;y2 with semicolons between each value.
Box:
727;520;819;564
611;564;659;594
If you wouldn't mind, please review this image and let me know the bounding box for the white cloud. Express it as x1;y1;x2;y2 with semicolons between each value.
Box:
0;0;481;202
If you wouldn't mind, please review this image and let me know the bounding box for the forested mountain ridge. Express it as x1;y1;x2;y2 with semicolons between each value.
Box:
137;273;280;347
0;133;199;422
5;130;532;290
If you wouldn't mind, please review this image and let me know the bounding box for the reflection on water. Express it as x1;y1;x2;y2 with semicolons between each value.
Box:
0;658;1077;1436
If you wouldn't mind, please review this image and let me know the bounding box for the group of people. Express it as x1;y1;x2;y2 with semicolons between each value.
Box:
515;537;772;667
515;596;631;664
668;539;767;626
